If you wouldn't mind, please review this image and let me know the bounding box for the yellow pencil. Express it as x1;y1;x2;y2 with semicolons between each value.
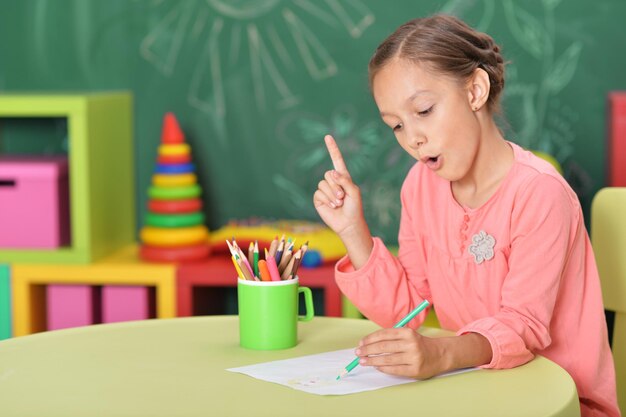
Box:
231;255;246;280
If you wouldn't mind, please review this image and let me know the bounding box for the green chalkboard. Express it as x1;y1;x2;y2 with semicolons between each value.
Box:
1;0;625;242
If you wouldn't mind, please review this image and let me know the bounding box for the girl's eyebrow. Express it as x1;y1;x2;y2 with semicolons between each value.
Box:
407;89;430;102
380;89;431;117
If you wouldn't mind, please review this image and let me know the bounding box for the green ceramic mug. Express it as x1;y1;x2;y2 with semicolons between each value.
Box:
237;277;314;350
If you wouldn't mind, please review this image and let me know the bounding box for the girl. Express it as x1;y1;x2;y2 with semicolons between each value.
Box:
313;14;619;417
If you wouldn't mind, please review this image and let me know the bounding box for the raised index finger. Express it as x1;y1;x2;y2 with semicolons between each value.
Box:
324;135;351;177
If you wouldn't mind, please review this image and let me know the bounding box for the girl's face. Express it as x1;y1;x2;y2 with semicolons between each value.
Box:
372;58;481;182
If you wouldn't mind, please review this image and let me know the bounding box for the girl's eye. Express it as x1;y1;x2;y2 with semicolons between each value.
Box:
393;123;403;132
418;105;434;116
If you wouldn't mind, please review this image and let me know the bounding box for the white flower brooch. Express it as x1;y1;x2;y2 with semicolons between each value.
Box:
468;230;496;264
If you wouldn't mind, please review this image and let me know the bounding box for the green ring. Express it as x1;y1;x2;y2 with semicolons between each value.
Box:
146;212;205;228
148;184;201;200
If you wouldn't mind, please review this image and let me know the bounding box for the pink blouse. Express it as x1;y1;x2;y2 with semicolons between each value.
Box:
335;142;619;417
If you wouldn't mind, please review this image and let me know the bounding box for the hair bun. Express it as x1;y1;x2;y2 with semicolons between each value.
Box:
368;14;507;113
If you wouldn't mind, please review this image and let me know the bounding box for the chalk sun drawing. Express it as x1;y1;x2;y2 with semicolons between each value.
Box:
139;0;375;120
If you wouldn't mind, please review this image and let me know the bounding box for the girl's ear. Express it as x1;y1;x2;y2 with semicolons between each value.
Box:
467;68;490;111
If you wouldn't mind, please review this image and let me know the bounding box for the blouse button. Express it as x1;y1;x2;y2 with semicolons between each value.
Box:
462;223;469;231
463;214;470;222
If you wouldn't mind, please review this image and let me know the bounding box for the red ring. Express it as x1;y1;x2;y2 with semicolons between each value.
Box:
157;154;192;164
148;198;202;214
140;243;210;262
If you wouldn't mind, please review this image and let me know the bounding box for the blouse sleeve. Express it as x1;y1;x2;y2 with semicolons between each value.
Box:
334;166;431;329
457;174;577;369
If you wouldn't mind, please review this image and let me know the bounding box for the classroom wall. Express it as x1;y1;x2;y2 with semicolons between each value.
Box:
1;0;625;243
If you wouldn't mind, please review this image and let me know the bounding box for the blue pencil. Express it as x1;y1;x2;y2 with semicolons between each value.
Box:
274;237;285;264
336;299;431;380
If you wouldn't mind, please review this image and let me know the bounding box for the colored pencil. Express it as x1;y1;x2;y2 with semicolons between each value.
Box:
230;239;255;278
275;235;285;264
258;259;272;282
248;242;254;269
231;256;245;280
290;250;302;279
277;247;293;273
336;299;431;380
280;249;300;280
225;239;235;256
253;241;259;278
265;249;281;281
238;258;256;280
268;236;279;258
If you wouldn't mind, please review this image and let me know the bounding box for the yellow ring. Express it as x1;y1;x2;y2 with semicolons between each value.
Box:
140;225;208;247
152;173;197;187
158;143;191;156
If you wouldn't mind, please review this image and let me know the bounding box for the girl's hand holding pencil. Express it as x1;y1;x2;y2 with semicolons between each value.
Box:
227;236;308;281
340;298;491;381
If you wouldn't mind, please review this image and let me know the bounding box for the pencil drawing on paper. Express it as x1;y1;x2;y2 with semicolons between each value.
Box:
287;375;338;388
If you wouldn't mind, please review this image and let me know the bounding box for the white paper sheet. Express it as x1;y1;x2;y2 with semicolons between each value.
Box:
227;348;476;395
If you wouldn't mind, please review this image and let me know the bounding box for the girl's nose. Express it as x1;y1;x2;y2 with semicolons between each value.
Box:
408;133;425;150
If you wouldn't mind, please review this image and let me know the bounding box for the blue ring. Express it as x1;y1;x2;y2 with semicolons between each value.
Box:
155;163;195;174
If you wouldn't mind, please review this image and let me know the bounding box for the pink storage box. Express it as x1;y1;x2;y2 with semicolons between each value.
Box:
47;285;100;330
0;156;70;248
102;286;153;324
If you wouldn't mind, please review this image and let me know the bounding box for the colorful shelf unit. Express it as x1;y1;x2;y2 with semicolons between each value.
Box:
0;93;134;264
11;245;176;336
0;264;11;340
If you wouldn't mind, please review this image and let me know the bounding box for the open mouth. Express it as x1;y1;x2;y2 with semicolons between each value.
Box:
423;155;441;170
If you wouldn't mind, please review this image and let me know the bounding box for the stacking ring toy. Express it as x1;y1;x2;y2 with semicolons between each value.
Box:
148;198;202;214
158;154;192;164
155;163;195;174
146;212;205;228
158;143;191;156
140;225;208;247
152;173;197;187
148;184;201;199
140;243;210;262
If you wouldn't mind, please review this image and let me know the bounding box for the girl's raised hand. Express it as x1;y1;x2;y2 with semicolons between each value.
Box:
314;135;374;269
313;135;366;238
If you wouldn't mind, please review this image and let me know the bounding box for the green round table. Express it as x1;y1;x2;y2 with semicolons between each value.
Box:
0;316;579;417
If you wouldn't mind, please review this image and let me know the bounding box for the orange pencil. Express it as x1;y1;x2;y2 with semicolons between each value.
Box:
258;259;272;282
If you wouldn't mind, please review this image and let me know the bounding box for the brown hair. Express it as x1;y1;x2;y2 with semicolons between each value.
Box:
369;14;506;113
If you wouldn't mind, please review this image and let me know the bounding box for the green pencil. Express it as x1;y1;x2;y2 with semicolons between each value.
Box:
253;241;259;278
336;299;431;380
